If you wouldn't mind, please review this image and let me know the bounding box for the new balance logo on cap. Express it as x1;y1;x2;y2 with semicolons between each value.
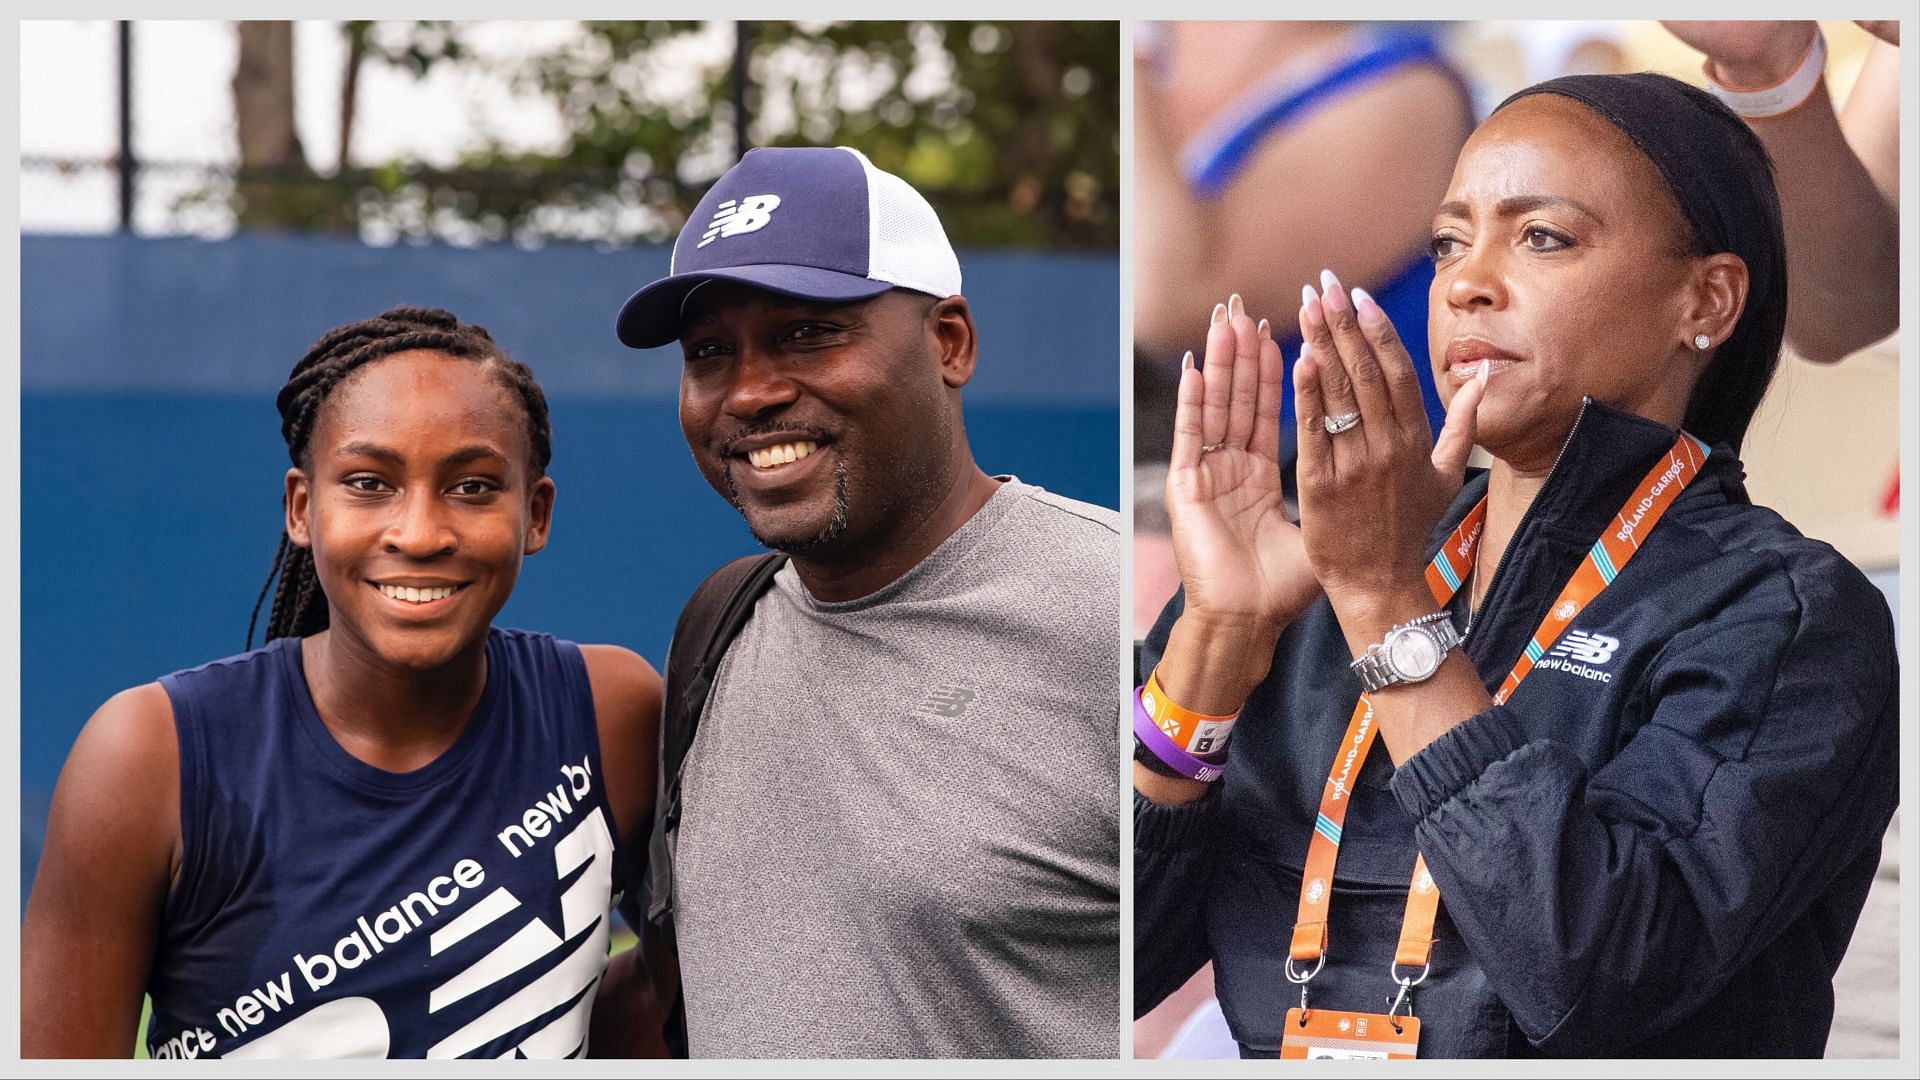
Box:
614;145;963;349
699;195;782;248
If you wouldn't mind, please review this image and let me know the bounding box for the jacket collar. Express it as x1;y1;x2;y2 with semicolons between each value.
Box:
1439;397;1745;551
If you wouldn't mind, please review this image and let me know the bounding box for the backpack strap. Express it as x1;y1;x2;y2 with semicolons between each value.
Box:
640;551;787;930
621;551;784;1058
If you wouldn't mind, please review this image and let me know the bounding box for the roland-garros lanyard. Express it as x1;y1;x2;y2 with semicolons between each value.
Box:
1287;432;1711;1004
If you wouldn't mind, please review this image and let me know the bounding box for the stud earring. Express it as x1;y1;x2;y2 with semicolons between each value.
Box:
1693;333;1711;351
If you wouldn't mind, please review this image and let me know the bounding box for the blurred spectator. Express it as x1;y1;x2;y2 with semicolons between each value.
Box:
1134;21;1472;442
1664;20;1899;362
1132;19;1474;651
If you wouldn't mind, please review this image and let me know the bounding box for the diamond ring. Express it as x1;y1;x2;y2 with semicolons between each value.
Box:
1323;411;1362;434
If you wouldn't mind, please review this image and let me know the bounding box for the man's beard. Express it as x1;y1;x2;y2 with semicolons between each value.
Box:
724;454;851;553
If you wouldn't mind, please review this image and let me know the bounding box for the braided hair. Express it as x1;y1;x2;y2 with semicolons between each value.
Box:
245;306;553;649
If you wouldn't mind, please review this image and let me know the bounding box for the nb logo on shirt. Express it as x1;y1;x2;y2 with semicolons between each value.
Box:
698;194;782;248
917;686;976;718
1548;630;1619;666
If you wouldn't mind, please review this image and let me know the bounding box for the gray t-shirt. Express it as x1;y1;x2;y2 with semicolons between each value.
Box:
673;478;1121;1058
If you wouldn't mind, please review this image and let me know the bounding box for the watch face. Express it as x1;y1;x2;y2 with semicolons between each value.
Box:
1388;627;1441;680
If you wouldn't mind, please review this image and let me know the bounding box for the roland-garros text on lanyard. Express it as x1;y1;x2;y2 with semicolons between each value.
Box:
1281;432;1710;1053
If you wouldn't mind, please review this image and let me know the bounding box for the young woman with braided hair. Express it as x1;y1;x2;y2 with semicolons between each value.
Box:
23;307;665;1059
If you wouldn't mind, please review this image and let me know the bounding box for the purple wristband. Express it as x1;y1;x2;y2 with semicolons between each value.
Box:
1134;687;1226;782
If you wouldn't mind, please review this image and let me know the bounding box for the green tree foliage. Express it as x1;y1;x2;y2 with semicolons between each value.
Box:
238;21;1117;250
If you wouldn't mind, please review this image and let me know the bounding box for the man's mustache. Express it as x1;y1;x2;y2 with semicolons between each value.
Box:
717;420;833;457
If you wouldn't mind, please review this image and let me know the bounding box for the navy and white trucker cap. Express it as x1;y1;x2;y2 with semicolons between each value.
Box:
615;145;962;349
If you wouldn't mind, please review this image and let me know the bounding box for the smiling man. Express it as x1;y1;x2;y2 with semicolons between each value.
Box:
606;146;1120;1059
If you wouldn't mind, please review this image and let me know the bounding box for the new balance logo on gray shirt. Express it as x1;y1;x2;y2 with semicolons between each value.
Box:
916;686;977;718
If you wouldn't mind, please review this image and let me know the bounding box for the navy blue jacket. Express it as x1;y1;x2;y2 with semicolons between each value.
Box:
1135;401;1898;1057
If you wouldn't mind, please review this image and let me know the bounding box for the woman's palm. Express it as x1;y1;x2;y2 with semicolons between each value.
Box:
1168;444;1315;621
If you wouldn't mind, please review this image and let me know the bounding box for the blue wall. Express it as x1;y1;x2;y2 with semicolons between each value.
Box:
20;234;1119;899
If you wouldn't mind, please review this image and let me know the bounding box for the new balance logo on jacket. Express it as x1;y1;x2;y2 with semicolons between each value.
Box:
1550;630;1618;665
1536;630;1619;683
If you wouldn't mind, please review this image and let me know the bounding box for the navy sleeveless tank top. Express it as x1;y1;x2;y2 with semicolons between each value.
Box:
145;627;626;1060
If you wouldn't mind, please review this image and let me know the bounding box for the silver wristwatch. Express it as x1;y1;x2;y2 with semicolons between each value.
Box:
1351;612;1462;693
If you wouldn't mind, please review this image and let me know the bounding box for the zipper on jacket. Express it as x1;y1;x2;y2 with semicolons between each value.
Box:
1463;396;1590;642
